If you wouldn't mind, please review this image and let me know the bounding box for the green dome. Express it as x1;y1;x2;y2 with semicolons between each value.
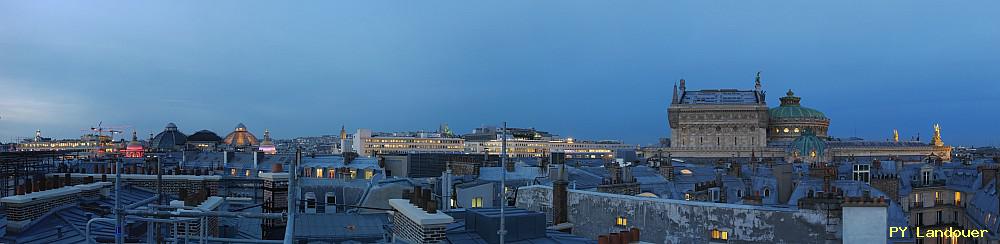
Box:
790;130;826;158
769;89;827;119
770;106;826;119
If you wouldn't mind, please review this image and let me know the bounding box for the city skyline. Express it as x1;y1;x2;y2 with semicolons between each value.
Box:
2;1;999;146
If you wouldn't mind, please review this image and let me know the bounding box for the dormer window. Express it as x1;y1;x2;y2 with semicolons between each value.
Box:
853;164;871;184
616;216;628;227
711;229;729;241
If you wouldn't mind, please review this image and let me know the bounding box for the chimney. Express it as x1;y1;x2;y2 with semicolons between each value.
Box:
552;164;570;225
425;199;438;213
422;188;432;209
609;233;621;244
630;228;640;242
619;230;631;243
272;163;283;173
598;235;609;244
53;175;62;188
412;186;423;205
31;180;40;192
979;166;998;188
774;163;793;204
388;199;454;244
402;189;413;200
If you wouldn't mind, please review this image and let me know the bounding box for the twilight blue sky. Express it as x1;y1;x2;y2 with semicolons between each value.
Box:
1;1;998;146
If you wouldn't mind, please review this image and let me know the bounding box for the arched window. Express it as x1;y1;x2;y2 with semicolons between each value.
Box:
763;188;771;197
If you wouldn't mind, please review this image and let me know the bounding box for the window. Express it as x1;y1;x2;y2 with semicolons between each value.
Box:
955;192;961;205
783;128;789;133
853;164;871;183
794;128;800;133
763;188;770;197
711;229;729;240
917;213;924;226
616;216;628;227
937;211;942;224
471;197;483;208
364;170;374;180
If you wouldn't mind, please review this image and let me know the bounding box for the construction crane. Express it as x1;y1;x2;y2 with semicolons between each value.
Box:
80;121;130;158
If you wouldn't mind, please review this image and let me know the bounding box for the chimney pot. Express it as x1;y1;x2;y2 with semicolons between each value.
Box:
609;233;622;244
426;199;438;213
598;235;610;244
620;230;631;243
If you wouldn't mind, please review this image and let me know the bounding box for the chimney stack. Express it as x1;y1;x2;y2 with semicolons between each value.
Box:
422;188;432;209
412;186;423;205
552;164;570;225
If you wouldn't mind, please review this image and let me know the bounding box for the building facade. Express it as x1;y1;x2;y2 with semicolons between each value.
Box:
352;129;465;157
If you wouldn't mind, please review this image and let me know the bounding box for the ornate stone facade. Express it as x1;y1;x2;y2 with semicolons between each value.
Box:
648;74;952;163
667;78;769;150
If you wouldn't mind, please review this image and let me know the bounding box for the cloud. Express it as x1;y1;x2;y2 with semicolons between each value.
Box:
0;77;94;137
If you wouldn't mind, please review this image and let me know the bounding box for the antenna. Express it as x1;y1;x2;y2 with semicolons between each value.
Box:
498;122;508;243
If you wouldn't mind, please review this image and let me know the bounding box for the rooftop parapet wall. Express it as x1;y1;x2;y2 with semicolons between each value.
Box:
515;185;830;244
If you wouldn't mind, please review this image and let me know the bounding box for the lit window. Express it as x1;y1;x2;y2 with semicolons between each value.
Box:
783;128;789;133
616;216;628;227
794;128;800;133
955;192;961;205
711;229;729;240
364;170;374;180
472;197;483;208
316;168;324;178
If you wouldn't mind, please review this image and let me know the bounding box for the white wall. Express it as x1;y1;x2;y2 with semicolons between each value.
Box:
843;206;888;244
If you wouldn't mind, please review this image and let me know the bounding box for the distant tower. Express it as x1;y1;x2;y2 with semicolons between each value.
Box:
679;78;686;92
34;130;41;142
338;125;353;154
259;129;277;155
124;130;145;158
930;124;944;147
892;129;899;142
